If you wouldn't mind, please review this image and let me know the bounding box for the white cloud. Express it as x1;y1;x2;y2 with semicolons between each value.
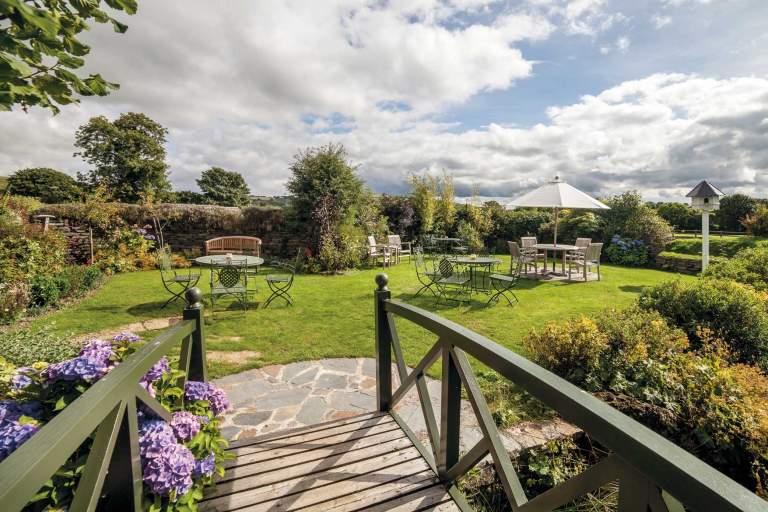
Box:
1;2;767;203
652;14;673;28
616;36;631;53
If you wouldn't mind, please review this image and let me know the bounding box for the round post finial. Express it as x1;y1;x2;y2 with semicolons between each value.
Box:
375;273;389;291
185;287;203;309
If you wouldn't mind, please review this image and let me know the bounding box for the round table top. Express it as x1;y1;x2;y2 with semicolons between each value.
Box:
433;237;462;242
449;256;502;265
194;255;264;266
533;243;579;251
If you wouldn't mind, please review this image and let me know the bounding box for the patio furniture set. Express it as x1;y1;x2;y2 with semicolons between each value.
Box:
159;236;296;314
511;236;603;281
367;234;412;267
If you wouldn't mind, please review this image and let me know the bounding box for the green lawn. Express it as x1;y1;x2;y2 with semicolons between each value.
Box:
668;234;768;257
31;258;694;378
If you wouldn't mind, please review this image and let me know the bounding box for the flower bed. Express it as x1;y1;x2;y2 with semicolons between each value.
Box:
0;332;231;510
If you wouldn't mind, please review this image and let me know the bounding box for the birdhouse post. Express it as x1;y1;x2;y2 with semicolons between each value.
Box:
686;181;724;271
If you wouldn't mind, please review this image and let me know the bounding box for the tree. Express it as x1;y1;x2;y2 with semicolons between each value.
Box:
74;112;171;202
656;202;699;230
601;191;674;255
0;0;136;113
286;143;365;265
7;167;80;203
435;170;456;233
410;173;437;235
716;193;757;232
197;167;251;207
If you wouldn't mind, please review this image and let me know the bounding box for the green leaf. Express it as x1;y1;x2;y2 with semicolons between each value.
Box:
110;18;129;33
54;395;68;411
3;0;60;37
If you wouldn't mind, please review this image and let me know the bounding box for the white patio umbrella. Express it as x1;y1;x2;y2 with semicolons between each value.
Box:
506;176;609;245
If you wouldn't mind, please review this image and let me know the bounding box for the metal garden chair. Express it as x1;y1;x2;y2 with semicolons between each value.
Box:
434;257;471;304
209;259;249;315
158;247;200;308
413;247;439;297
487;258;522;306
264;262;295;307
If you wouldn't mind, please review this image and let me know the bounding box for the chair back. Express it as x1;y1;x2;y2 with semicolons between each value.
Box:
437;258;455;278
575;237;591;248
158;248;173;273
587;243;604;262
521;237;537;249
212;259;248;289
368;236;377;248
414;249;429;277
387;234;402;249
508;241;521;259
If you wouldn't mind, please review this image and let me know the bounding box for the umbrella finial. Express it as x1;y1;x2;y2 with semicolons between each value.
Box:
551;175;562;183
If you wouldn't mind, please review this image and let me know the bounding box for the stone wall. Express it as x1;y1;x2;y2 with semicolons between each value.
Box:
655;254;702;274
45;218;92;264
34;203;307;260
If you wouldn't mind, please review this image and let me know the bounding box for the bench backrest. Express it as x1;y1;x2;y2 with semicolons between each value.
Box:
205;236;262;256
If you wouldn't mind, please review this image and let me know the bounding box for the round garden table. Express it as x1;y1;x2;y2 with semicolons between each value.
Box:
194;255;264;268
449;256;502;292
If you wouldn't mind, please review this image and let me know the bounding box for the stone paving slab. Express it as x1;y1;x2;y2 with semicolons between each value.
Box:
213;358;579;456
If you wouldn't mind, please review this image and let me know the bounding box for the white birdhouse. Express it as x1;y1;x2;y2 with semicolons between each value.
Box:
686;180;724;212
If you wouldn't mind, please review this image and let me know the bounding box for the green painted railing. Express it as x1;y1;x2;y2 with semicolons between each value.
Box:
373;273;768;512
0;288;208;512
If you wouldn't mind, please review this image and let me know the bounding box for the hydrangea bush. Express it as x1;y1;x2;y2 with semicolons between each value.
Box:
605;234;649;266
0;332;232;511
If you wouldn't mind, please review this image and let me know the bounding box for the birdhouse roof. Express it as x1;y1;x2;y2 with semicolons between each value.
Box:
686;180;724;198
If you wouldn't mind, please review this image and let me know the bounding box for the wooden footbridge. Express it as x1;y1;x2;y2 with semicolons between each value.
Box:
0;276;766;512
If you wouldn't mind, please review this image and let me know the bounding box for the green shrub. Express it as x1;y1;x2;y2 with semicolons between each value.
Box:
704;247;768;292
60;265;103;296
601;191;674;255
0;282;29;325
0;324;78;366
524;317;608;389
639;278;768;369
29;274;69;308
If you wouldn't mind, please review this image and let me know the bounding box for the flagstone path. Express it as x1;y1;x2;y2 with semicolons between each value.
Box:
213;358;580;456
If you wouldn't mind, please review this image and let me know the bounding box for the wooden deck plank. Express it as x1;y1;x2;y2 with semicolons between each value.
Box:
225;421;402;468
228;412;389;451
201;446;426;511
222;429;407;481
203;413;462;512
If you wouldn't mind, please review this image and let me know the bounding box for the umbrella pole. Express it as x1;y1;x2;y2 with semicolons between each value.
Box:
553;207;559;246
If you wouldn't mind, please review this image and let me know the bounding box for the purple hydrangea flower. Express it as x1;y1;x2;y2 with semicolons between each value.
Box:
184;381;214;401
78;339;114;367
170;411;200;441
138;419;176;460
0;400;42;425
139;379;157;398
208;387;231;416
142;442;195;497
10;368;34;390
193;452;216;478
0;422;39;461
112;331;141;343
42;355;109;383
142;357;170;384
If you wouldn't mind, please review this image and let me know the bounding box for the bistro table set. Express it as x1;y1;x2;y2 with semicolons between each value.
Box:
158;236;296;317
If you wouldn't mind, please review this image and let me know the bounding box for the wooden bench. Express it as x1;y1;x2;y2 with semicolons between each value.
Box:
205;236;262;256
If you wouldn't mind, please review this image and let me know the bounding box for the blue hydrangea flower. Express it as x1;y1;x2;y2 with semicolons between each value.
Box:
0;421;39;461
10;367;34;390
170;411;200;441
208;387;231;417
193;452;216;478
42;355;109;383
138;419;176;460
141;442;194;498
112;332;141;343
79;339;114;364
184;381;215;401
0;400;42;425
142;357;170;384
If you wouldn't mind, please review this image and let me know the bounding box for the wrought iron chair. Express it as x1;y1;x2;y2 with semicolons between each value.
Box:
209;259;249;315
487;258;522;307
567;242;604;281
158;247;200;308
264;262;296;307
413;247;439;298
434;257;471;304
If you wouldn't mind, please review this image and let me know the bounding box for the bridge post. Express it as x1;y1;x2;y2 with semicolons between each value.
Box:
374;273;392;411
183;287;208;382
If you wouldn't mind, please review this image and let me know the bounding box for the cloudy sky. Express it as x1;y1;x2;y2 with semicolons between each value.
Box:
1;0;767;200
